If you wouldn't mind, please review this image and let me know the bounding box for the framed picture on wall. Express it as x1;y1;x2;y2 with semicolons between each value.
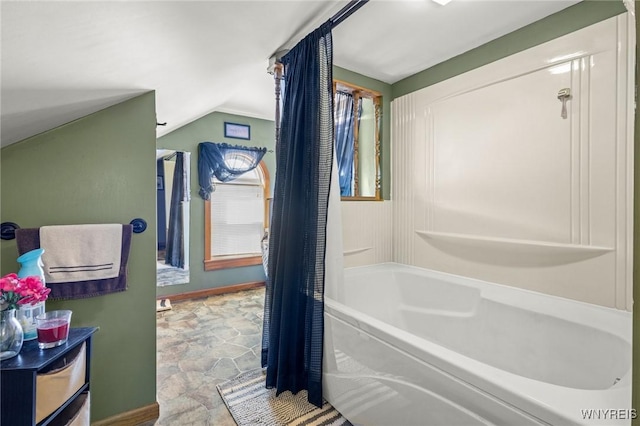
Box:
224;122;251;140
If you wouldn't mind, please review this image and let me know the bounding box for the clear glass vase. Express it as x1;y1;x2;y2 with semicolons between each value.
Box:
0;309;24;360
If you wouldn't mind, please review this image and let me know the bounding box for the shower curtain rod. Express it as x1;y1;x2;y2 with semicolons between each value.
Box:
269;0;369;143
268;0;369;70
329;0;369;28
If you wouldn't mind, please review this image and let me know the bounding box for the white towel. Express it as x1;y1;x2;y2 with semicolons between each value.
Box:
40;224;123;283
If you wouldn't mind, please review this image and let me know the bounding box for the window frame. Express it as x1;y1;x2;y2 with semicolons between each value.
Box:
204;161;270;271
333;79;383;201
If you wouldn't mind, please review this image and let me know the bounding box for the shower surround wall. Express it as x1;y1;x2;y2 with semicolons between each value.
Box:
391;14;634;310
341;201;393;268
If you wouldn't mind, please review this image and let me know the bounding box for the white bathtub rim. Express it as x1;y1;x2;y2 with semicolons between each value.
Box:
324;296;632;393
326;262;632;426
345;261;631;315
324;302;631;426
343;262;631;340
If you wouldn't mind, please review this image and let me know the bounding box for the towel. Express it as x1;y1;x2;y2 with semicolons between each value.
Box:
40;224;123;283
15;225;132;300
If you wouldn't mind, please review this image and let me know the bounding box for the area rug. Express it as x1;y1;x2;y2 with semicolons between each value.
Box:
217;368;352;426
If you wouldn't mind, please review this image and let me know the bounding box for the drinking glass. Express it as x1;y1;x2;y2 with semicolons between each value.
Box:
35;310;72;349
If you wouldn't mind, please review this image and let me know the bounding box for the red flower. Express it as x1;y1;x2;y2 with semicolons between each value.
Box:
0;273;19;293
0;273;49;311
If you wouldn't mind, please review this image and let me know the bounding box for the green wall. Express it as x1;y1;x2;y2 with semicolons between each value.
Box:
155;73;391;299
392;0;627;99
156;112;276;298
334;66;392;200
0;93;157;422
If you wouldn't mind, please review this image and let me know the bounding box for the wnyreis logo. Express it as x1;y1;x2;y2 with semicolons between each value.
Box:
581;409;637;420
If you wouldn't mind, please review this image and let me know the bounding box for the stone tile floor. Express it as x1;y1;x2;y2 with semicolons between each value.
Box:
156;262;190;287
155;287;265;425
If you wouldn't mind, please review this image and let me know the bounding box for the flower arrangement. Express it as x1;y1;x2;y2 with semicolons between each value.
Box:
0;273;50;311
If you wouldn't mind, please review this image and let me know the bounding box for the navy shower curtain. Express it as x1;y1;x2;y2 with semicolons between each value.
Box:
261;21;334;407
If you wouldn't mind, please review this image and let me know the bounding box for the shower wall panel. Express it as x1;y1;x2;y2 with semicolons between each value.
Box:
341;200;393;267
391;14;634;310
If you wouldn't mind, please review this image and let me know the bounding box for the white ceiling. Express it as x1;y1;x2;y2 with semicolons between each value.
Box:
1;0;579;147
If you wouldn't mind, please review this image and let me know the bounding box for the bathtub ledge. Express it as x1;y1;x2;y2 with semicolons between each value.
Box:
343;247;373;256
416;230;613;260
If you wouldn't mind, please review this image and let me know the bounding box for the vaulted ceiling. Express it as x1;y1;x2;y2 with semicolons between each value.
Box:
1;0;579;147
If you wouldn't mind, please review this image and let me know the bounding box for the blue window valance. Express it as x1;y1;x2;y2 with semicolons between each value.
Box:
197;142;267;200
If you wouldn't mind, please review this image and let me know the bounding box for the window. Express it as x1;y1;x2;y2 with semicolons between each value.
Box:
204;160;270;271
333;80;382;200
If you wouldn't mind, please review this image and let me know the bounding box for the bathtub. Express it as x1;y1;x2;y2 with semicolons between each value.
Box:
322;263;632;426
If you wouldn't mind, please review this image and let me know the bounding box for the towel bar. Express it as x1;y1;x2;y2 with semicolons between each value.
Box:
0;219;148;240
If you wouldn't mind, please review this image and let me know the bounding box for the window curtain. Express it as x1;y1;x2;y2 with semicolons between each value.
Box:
334;91;355;196
197;142;266;200
261;21;335;407
165;151;190;268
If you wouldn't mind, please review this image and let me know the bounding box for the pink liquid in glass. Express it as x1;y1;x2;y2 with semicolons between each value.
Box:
37;319;69;343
